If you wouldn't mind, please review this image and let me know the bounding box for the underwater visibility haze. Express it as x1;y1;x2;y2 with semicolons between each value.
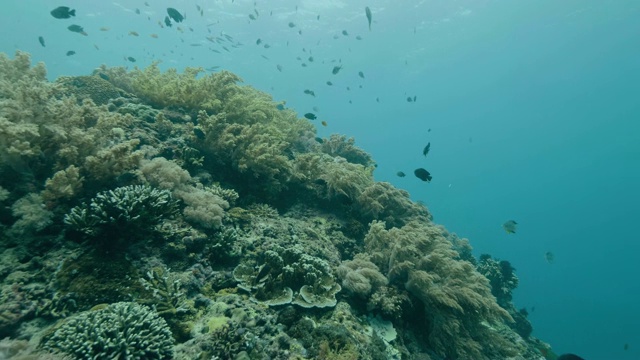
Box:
0;0;638;359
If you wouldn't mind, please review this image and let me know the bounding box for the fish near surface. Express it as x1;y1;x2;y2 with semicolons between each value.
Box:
365;7;372;31
38;36;45;47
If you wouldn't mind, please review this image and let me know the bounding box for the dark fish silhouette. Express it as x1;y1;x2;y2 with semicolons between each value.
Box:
423;142;430;156
167;8;184;23
304;113;317;120
358;71;365;78
164;16;172;27
326;81;333;86
396;171;406;177
126;56;136;62
414;168;432;182
67;25;87;36
365;7;372;31
66;51;76;56
51;6;75;19
38;36;45;47
303;89;316;97
332;65;342;75
342;30;349;36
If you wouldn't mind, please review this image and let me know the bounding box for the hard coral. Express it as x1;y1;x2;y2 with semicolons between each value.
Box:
43;302;174;359
64;185;176;246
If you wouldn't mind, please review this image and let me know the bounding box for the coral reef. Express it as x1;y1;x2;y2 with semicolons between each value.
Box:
0;51;554;360
42;302;174;359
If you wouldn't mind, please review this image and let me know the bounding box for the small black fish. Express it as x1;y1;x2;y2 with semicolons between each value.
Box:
164;16;172;27
303;89;316;97
365;6;372;31
97;73;110;81
376;97;380;102
256;38;262;45
308;56;314;62
276;64;283;72
358;71;364;78
288;22;296;28
326;81;333;86
396;171;406;177
427;128;431;132
332;65;342;75
413;95;417;102
414;168;432;182
342;30;349;36
127;56;136;62
67;25;87;35
66;50;76;56
135;8;140;15
502;220;517;234
167;7;184;23
356;35;363;40
38;36;45;47
423;142;430;156
276;104;285;110
51;6;75;19
304;113;317;120
249;14;256;20
315;137;324;143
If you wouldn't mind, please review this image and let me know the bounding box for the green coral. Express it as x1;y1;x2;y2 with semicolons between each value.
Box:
42;302;174;359
233;244;341;308
320;134;375;166
64;185;177;246
355;181;431;227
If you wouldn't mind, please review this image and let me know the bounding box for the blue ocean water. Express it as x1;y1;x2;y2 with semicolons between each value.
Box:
1;1;639;359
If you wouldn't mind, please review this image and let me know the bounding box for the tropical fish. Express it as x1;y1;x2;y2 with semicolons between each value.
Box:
288;22;296;28
67;25;87;36
365;7;372;31
544;251;554;264
126;56;136;62
315;137;324;143
129;31;139;36
150;34;158;38
326;81;333;86
502;220;517;234
256;38;262;45
100;27;110;31
342;30;349;36
167;8;184;23
249;14;256;20
164;16;172;27
276;64;283;72
356;35;363;40
414;168;432;182
321;121;328;127
51;6;75;19
275;104;285;110
38;36;45;47
332;65;342;75
135;8;140;15
66;50;76;56
97;73;110;81
304;113;317;120
303;89;316;97
423;142;430;156
407;96;413;102
396;171;406;177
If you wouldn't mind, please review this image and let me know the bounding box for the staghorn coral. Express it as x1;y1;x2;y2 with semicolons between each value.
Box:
364;220;516;359
42;302;174;360
64;185;177;246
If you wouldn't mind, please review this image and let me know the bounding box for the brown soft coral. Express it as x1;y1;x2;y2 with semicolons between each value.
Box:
364;220;516;359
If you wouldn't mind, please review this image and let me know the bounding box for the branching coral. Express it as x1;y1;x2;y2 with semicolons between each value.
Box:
42;302;174;359
64;185;177;245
